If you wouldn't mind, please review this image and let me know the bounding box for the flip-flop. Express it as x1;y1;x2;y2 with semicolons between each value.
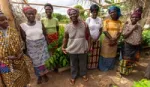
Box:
69;79;75;85
37;77;42;84
82;76;88;82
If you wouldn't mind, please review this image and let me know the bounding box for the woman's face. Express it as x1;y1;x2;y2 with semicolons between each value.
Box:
91;11;98;18
69;10;78;22
130;15;140;24
45;6;53;17
25;9;36;22
0;15;9;29
109;10;118;20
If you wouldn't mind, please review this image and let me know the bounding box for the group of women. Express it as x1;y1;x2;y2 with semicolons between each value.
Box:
62;4;144;85
0;2;148;87
0;3;58;87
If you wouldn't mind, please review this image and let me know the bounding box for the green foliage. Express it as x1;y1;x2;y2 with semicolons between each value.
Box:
132;79;150;87
74;5;87;20
45;25;69;69
58;25;65;47
53;13;69;23
142;30;150;46
45;47;69;70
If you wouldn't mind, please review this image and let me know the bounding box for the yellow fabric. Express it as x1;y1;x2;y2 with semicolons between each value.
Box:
0;27;30;87
103;19;122;38
41;17;59;34
101;19;122;58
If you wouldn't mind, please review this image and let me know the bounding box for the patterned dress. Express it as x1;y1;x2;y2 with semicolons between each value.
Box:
119;23;142;75
86;17;102;69
0;27;30;87
20;21;50;77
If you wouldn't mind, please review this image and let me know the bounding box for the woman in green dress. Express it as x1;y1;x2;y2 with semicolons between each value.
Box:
41;3;59;55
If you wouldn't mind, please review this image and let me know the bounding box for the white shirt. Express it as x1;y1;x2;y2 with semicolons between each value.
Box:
86;17;102;40
20;21;44;40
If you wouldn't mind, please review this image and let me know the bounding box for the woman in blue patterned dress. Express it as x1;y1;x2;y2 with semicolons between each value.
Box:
20;6;50;84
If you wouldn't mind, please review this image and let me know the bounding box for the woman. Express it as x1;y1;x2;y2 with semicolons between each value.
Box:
0;10;30;87
41;3;59;55
20;7;50;84
99;6;122;71
119;9;143;75
62;8;89;85
86;4;102;69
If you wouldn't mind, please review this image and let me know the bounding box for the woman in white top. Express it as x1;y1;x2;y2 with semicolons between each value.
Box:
86;4;102;69
20;6;50;84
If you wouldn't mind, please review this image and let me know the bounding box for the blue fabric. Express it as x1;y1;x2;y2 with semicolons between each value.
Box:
108;6;121;18
0;63;10;73
98;56;116;71
34;65;46;77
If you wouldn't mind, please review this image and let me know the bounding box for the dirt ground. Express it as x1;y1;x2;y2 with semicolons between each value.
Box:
28;55;150;87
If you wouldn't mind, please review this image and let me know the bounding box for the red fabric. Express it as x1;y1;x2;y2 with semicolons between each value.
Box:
47;33;58;43
83;21;89;40
22;6;37;14
67;8;79;16
131;8;142;19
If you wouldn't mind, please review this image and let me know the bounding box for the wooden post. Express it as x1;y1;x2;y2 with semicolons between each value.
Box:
0;0;16;28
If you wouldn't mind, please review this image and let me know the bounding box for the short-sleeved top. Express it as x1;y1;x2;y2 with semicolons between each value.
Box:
100;19;122;58
65;20;88;54
122;23;142;45
103;19;122;39
86;17;102;40
20;21;44;40
41;17;59;34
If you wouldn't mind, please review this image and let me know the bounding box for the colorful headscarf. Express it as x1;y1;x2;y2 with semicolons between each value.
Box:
108;6;121;18
22;6;37;14
131;7;143;19
67;8;79;16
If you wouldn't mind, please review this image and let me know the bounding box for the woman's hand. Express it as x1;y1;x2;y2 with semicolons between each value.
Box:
109;39;117;46
62;47;67;54
18;52;24;59
8;56;17;60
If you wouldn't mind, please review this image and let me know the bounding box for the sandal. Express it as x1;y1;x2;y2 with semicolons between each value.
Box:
43;74;49;82
69;79;75;85
37;76;42;84
82;76;88;82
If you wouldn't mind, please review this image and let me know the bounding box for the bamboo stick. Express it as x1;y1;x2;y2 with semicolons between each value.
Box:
11;1;71;8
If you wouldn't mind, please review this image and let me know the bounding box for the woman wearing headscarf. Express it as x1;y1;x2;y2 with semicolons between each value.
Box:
86;4;102;69
99;6;122;71
20;6;50;84
62;8;90;85
119;7;143;75
41;3;59;55
0;10;30;87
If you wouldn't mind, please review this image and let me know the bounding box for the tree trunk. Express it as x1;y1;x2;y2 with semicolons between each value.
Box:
0;0;16;28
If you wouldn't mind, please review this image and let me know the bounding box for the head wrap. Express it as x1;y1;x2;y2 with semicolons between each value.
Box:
22;6;37;14
90;4;99;13
108;6;121;18
67;8;79;16
131;7;143;19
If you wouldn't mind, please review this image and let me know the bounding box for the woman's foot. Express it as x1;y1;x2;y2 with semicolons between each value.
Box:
82;76;88;82
43;74;49;82
37;76;42;84
69;79;75;85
